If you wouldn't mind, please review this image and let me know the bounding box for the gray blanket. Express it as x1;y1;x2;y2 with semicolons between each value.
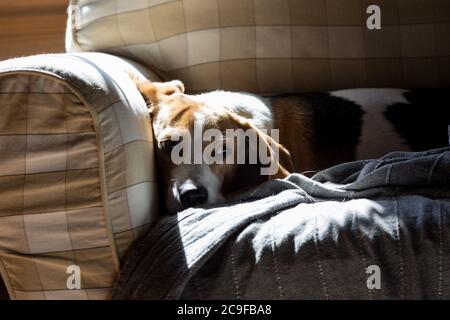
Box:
113;147;450;299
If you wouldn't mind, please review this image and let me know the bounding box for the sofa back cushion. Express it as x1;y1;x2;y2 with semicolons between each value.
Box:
66;0;450;94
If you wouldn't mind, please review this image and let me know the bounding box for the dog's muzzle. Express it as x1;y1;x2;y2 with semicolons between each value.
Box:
178;180;208;208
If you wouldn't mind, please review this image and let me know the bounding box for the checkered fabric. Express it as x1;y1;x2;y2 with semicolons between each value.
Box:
0;53;161;299
66;0;450;93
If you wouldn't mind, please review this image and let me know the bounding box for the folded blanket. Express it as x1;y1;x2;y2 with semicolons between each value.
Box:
113;148;450;299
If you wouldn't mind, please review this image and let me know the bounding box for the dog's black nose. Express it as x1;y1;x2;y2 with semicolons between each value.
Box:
179;183;208;208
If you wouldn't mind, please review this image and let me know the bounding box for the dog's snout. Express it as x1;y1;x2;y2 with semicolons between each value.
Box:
179;182;208;208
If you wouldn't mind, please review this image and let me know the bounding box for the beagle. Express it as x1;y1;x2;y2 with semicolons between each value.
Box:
131;74;450;213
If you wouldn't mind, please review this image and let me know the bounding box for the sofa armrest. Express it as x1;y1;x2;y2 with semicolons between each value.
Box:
0;52;160;300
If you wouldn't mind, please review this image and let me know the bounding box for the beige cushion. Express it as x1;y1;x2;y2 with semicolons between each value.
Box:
66;0;450;93
0;53;160;299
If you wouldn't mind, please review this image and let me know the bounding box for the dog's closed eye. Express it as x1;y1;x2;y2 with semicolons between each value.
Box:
210;143;231;161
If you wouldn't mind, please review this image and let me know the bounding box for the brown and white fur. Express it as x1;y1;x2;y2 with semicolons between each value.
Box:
131;74;450;213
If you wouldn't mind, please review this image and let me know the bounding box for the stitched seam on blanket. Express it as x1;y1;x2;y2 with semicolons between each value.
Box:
354;210;374;300
230;249;241;300
393;198;405;299
314;215;330;300
438;201;443;300
271;214;284;299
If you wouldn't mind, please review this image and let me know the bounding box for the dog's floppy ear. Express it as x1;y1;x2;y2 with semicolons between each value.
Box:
226;110;292;180
154;80;185;96
128;71;184;113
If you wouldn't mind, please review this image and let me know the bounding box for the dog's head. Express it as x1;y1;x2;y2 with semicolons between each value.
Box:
134;77;291;213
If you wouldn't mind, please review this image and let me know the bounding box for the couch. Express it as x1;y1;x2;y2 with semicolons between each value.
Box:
0;0;449;300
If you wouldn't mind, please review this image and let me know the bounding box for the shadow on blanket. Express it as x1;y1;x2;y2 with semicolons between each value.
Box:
113;147;450;300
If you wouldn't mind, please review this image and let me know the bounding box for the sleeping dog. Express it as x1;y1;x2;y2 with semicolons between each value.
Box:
130;74;449;213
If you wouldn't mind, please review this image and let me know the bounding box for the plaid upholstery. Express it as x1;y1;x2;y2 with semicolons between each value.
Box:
67;0;450;93
0;53;161;299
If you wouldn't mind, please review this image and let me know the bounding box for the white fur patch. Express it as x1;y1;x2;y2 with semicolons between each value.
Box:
331;88;412;159
193;91;273;129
